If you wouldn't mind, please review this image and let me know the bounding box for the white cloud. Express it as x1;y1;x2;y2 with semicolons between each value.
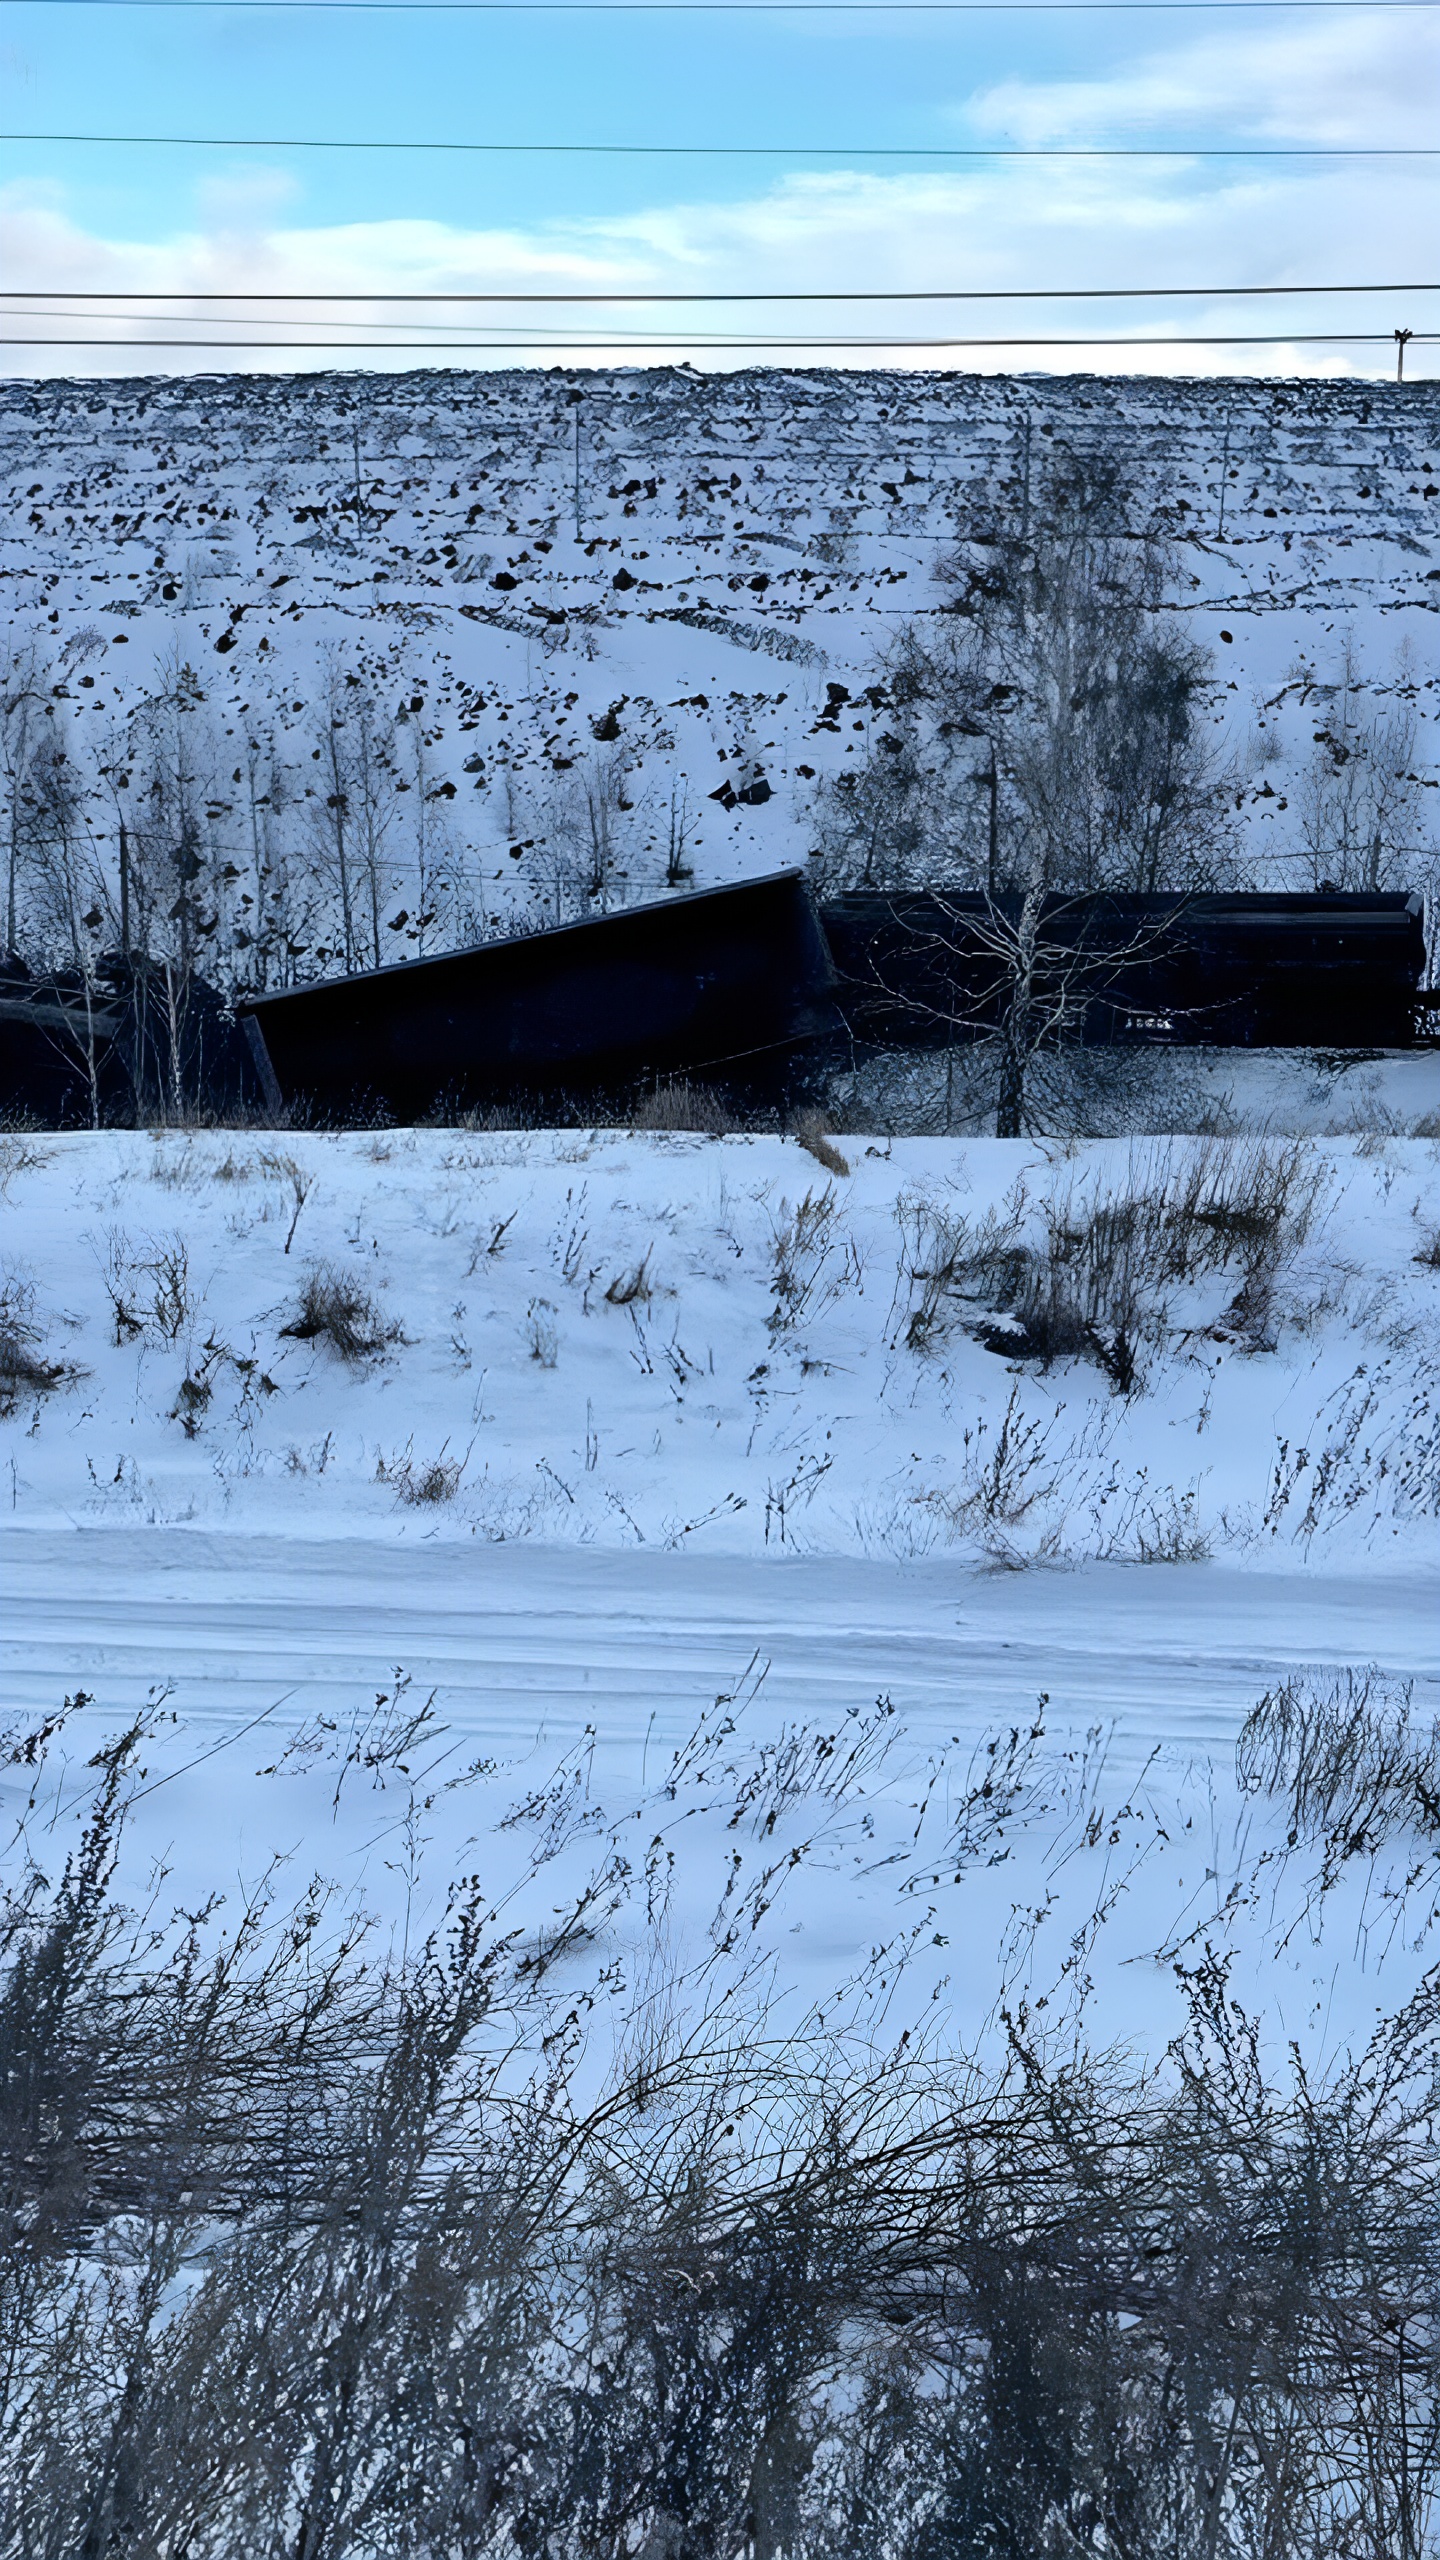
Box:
1;11;1433;388
193;167;305;230
961;8;1438;147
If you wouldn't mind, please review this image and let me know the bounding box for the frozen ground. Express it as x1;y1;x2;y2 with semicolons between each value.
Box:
5;1125;1439;1563
4;1122;1439;2085
4;1527;1438;2068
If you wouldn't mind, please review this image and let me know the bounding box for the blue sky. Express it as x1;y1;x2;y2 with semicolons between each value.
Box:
1;1;1435;373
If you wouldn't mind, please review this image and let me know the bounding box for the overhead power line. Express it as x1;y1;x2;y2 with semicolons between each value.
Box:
6;283;1436;302
6;130;1437;155
2;330;1425;346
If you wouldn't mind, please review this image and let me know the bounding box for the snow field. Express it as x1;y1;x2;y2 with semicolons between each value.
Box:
3;1121;1439;2093
5;1125;1440;1565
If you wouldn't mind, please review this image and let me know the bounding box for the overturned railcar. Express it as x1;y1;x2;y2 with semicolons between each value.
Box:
0;954;253;1124
820;891;1429;1050
237;871;841;1121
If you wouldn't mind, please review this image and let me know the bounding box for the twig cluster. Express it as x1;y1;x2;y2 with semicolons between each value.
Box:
898;1137;1326;1389
2;1705;1439;2560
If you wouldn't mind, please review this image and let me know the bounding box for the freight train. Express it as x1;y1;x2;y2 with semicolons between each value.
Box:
819;890;1430;1054
2;881;1431;1125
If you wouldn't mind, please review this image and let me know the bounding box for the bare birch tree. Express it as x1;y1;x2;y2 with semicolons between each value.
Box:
1299;639;1435;893
813;453;1238;1133
1;636;51;954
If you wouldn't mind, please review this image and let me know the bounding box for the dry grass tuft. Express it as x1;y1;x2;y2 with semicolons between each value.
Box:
1239;1668;1440;1890
605;1252;653;1308
0;1325;70;1416
526;1298;559;1367
5;1704;1440;2560
0;1276;79;1416
900;1138;1327;1390
790;1108;850;1178
631;1080;736;1136
377;1440;468;1505
280;1264;399;1363
768;1186;863;1336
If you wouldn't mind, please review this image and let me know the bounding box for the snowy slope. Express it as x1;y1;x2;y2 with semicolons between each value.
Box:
3;367;1438;956
7;1124;1439;1566
5;1121;1440;2081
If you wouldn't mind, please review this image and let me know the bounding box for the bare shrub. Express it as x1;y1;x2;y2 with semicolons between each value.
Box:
0;1275;77;1415
141;1235;192;1341
1415;1226;1440;1270
280;1263;399;1362
377;1440;468;1505
526;1297;559;1366
95;1226;146;1343
768;1186;862;1336
0;1136;51;1197
605;1250;653;1307
631;1079;736;1135
1238;1668;1440;1886
92;1226;195;1346
5;1724;1440;2560
790;1107;851;1177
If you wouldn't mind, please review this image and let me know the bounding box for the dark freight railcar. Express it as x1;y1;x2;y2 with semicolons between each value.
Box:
820;891;1429;1050
237;870;841;1121
0;953;254;1124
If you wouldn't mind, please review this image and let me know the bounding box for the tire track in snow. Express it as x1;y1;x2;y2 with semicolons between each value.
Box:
5;1529;1436;1779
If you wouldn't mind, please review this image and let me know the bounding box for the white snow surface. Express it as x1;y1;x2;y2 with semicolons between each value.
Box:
4;367;1438;937
7;1125;1440;1564
4;1124;1439;2090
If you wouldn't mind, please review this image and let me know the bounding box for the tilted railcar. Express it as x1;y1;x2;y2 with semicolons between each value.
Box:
0;954;252;1123
5;884;1428;1128
237;870;841;1122
819;891;1429;1050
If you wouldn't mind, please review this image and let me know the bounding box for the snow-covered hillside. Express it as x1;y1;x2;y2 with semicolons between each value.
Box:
3;367;1437;967
5;1121;1440;2079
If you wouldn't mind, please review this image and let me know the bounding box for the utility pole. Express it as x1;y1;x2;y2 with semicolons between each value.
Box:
119;819;130;956
352;421;364;518
1019;411;1032;544
1395;328;1413;382
573;400;583;541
